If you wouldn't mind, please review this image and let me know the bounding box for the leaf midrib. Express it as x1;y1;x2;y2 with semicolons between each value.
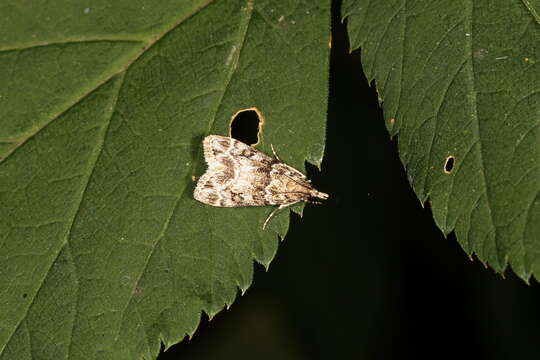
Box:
464;0;500;265
520;0;540;24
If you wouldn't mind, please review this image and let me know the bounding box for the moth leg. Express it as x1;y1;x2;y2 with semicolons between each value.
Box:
262;202;298;230
270;144;281;162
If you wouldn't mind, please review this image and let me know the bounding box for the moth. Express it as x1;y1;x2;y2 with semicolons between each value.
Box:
194;135;328;229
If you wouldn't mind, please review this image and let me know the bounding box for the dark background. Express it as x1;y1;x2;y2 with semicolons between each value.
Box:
160;2;540;359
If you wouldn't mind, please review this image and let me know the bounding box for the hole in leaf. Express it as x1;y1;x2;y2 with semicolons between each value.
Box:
22;293;27;299
230;108;264;145
444;156;455;174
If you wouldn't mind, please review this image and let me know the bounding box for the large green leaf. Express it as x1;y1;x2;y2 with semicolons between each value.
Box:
343;0;539;280
0;1;330;358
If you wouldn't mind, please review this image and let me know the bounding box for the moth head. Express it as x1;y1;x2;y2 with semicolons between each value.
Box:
308;190;329;203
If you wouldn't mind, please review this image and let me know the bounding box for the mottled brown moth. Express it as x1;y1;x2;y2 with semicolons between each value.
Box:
194;135;328;229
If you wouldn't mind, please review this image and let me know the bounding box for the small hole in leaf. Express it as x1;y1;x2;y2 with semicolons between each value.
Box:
230;108;264;145
22;293;27;299
444;156;455;174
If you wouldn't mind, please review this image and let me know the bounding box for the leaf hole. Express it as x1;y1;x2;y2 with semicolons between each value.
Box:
444;156;455;174
229;107;264;145
22;293;27;299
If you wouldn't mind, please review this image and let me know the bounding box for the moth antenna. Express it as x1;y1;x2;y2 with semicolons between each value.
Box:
282;173;313;190
270;144;281;162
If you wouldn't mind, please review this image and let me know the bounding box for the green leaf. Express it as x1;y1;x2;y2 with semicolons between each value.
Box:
343;0;539;280
0;1;330;359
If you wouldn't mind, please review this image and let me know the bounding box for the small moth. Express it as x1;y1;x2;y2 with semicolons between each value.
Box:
194;135;328;229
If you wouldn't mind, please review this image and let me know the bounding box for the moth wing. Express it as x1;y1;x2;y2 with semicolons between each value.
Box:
202;135;232;166
195;170;268;207
193;171;222;206
195;135;272;207
202;135;274;166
